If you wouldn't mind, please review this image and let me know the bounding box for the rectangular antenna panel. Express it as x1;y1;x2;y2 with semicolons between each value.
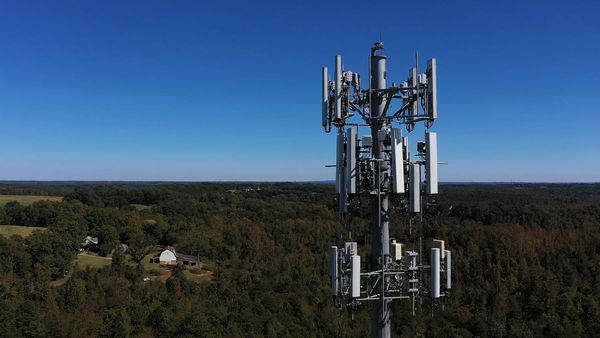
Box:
335;55;342;120
409;163;421;213
345;128;357;194
431;248;440;298
351;254;361;298
329;246;338;296
391;129;405;193
335;131;344;194
409;67;418;122
445;249;451;289
426;58;438;121
425;132;438;194
322;67;328;129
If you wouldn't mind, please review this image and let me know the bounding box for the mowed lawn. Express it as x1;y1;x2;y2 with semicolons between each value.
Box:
76;253;112;269
0;194;63;206
0;225;46;237
131;204;152;211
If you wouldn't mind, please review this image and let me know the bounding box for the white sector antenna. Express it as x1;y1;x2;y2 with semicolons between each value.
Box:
425;132;438;194
345;128;357;194
322;67;329;131
409;163;421;213
351;254;361;298
431;248;440;298
391;128;405;194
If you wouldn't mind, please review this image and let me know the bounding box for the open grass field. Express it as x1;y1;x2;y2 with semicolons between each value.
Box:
184;268;213;282
75;253;112;269
0;194;63;206
50;253;112;287
131;204;152;211
0;225;46;237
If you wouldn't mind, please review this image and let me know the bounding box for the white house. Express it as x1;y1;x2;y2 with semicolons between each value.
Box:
80;236;99;251
159;247;177;265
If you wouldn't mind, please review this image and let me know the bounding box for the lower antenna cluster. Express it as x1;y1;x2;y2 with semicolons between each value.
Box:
329;239;452;314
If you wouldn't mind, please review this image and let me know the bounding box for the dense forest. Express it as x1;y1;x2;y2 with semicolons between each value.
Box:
0;182;599;337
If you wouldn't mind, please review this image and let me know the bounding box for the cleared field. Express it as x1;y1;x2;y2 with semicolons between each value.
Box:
0;194;63;206
0;225;46;237
76;253;112;269
185;269;213;282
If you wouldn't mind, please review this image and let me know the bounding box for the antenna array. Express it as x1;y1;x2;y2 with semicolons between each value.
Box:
321;42;450;338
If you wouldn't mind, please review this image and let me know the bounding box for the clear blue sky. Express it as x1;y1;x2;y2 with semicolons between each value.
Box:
1;0;598;182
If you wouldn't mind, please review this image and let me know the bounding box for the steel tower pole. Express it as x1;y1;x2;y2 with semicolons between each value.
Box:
370;46;391;338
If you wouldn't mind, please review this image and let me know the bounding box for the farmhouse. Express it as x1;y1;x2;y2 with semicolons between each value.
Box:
80;236;99;251
150;246;199;266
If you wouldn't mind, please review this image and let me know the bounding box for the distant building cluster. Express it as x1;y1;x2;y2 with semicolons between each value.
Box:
226;187;261;193
79;236;198;267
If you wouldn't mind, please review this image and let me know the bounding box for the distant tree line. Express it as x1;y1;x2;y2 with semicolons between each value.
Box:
0;183;598;336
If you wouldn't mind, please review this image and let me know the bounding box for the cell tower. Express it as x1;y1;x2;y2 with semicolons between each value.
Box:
322;42;451;337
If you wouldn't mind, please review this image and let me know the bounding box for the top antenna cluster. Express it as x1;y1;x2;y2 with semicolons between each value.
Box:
321;42;437;133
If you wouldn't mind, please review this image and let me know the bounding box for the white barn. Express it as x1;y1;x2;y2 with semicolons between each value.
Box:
150;246;199;266
159;247;177;265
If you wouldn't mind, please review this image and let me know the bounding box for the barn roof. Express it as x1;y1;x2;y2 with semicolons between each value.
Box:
176;253;199;263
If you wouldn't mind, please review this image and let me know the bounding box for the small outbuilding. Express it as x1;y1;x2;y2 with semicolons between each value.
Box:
177;253;199;266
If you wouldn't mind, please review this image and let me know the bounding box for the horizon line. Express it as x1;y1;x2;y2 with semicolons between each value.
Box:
0;180;598;185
